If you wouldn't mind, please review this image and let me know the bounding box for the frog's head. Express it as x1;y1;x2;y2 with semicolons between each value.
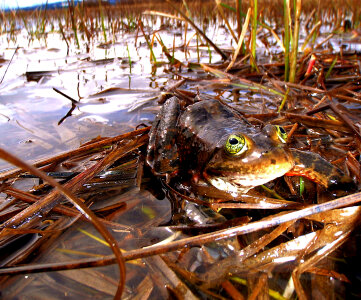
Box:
203;124;294;196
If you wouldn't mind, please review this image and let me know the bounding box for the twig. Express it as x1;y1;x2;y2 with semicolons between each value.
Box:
0;46;18;84
3;186;129;230
2;191;361;275
53;87;79;104
0;146;126;297
0;127;150;181
328;102;361;140
284;112;351;132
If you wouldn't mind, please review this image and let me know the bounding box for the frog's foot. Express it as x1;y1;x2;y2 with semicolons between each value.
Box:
147;96;181;175
287;149;356;191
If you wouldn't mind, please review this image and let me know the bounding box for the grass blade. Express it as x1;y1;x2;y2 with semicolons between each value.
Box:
325;55;338;79
251;0;257;70
166;0;228;60
226;7;251;71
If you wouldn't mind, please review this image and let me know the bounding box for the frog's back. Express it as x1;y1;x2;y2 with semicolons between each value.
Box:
180;100;252;146
178;100;252;168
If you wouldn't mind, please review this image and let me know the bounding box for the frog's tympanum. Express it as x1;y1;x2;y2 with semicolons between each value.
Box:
147;97;354;197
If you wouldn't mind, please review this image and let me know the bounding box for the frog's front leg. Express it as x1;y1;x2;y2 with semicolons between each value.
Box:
147;96;181;176
287;149;356;190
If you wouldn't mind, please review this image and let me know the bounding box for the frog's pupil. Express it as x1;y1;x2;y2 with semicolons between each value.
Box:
229;138;238;145
279;127;286;134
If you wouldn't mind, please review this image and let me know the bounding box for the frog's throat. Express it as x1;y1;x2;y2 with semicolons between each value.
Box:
203;164;293;196
206;177;251;196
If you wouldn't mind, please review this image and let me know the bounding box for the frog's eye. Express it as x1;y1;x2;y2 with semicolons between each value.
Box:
225;134;247;156
275;125;287;143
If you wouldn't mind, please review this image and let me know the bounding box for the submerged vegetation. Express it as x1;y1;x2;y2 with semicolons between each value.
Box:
0;0;361;299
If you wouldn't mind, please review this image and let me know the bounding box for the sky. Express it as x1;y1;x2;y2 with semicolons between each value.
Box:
0;0;62;10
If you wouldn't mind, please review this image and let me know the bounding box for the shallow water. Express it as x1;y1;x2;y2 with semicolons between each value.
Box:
0;31;156;169
1;11;359;171
1;4;361;299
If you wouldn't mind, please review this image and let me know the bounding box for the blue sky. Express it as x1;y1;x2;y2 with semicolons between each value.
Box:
0;0;62;10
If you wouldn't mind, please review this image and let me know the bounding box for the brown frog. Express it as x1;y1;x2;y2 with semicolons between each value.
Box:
147;97;354;197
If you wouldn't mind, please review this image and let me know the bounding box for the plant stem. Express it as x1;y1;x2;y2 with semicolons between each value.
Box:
207;43;212;63
67;0;79;49
99;0;107;43
325;55;338;79
236;0;242;38
251;0;257;70
278;88;290;112
289;0;301;83
197;32;201;63
126;44;132;73
283;0;290;81
138;19;157;63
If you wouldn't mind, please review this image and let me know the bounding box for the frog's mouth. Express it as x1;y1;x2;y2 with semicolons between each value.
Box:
203;174;254;195
203;161;294;196
203;170;277;195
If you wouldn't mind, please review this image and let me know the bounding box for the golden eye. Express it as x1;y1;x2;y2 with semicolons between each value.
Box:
225;134;247;156
275;125;287;143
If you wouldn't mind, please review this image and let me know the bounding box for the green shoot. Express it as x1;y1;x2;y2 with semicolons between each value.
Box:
126;44;132;73
325;55;338;79
283;0;290;81
299;177;305;196
251;0;257;70
278;88;290;112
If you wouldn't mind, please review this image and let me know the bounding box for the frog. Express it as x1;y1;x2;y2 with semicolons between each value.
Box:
146;96;354;198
